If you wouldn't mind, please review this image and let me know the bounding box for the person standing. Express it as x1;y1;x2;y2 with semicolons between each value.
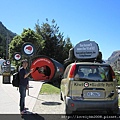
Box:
19;59;33;114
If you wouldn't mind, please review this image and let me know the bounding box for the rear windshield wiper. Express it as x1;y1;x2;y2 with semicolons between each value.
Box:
79;78;95;82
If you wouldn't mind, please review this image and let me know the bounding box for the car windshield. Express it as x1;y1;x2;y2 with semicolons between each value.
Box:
74;65;113;82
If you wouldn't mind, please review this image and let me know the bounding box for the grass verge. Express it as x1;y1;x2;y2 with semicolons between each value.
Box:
40;83;60;94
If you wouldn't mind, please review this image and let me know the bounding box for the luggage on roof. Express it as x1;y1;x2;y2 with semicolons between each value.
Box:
64;40;103;68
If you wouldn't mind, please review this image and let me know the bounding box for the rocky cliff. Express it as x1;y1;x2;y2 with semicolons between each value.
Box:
106;50;120;70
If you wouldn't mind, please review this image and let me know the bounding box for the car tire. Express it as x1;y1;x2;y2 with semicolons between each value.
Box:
65;105;72;115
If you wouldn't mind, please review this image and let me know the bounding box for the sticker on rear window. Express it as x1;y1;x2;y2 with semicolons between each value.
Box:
84;82;89;87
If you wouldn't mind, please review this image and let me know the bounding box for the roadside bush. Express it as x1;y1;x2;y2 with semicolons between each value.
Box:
115;72;120;85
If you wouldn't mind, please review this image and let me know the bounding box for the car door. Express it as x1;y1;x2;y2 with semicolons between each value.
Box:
61;65;71;98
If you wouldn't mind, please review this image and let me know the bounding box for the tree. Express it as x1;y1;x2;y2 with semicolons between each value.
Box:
21;28;44;55
0;35;6;58
9;28;44;62
62;37;73;61
35;19;73;64
9;19;73;65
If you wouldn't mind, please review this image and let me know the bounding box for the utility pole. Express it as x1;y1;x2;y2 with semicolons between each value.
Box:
6;33;10;60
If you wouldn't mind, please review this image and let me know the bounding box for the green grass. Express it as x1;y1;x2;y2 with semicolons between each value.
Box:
40;83;60;94
115;73;120;85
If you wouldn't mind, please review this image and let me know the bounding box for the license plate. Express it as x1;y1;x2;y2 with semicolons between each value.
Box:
83;90;105;98
87;92;101;97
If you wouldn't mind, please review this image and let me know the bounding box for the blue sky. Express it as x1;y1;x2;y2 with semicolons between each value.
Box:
0;0;120;60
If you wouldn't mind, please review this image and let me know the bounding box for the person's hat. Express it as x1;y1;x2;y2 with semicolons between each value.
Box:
21;59;28;64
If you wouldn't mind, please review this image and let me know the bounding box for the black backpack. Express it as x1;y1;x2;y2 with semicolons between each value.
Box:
12;72;20;87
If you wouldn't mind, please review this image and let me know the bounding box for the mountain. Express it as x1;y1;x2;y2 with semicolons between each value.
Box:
0;21;16;58
106;50;120;70
0;21;16;39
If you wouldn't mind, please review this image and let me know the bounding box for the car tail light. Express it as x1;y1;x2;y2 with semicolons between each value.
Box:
71;103;74;107
110;66;115;79
69;63;76;80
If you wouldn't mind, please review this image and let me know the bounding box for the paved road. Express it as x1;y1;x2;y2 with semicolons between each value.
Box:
0;75;43;120
32;91;120;120
0;74;120;120
33;94;65;114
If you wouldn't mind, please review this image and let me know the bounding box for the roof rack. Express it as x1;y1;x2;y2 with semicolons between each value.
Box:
64;40;104;68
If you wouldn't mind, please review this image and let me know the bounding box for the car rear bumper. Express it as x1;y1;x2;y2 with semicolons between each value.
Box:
66;97;119;112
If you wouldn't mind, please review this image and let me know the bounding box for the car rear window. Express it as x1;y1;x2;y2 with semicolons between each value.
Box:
74;65;113;82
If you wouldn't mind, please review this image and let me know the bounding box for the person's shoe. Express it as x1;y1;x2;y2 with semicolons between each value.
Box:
24;107;29;110
20;110;27;115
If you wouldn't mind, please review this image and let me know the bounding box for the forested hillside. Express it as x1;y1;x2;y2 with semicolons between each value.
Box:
0;21;16;58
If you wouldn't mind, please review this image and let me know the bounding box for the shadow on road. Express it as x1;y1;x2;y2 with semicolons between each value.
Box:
42;101;62;106
29;95;47;102
0;114;44;120
21;113;44;120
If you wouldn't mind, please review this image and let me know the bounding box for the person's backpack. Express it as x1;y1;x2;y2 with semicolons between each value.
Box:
12;72;20;87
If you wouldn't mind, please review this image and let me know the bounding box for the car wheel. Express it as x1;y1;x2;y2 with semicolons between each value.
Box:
65;105;72;115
